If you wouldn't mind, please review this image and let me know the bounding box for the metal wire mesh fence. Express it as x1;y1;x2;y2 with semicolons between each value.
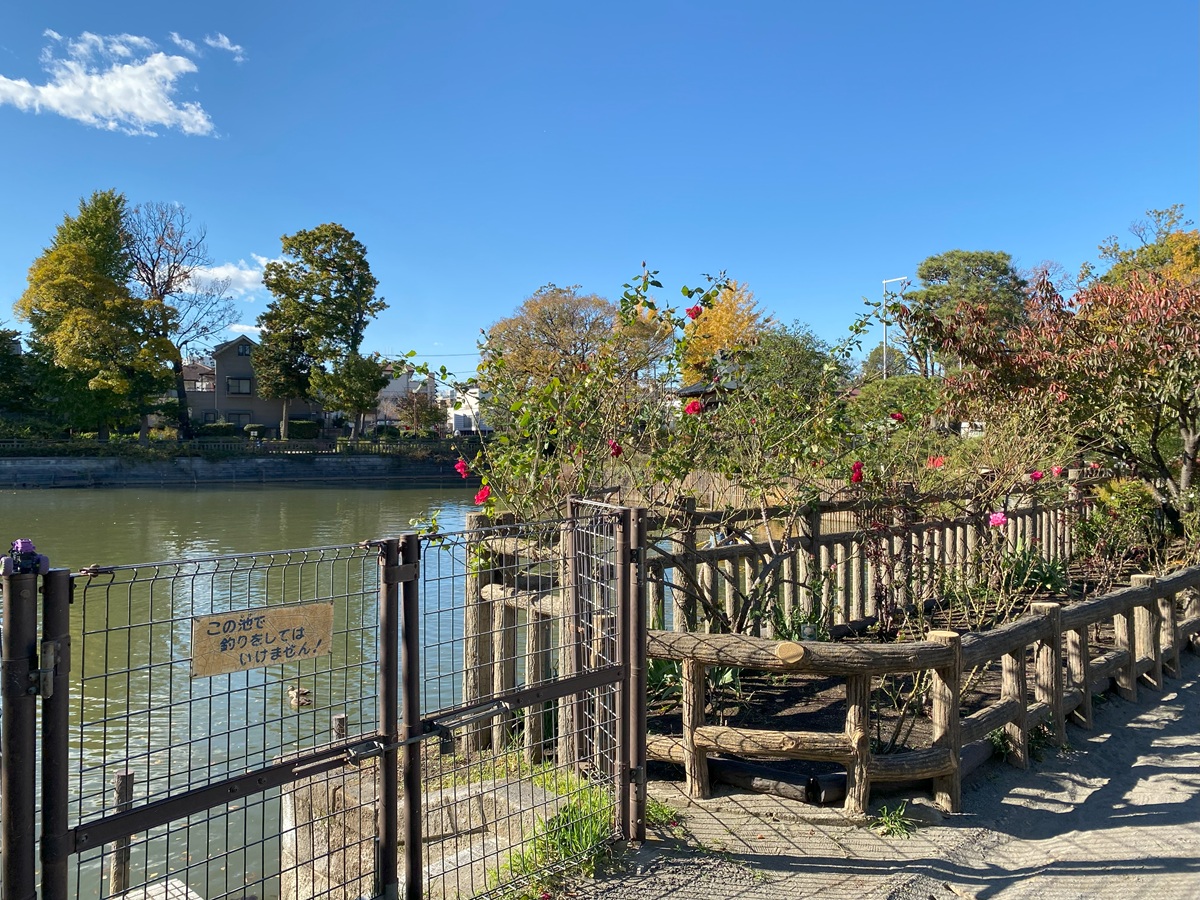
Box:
3;506;643;900
65;544;382;900
414;503;630;899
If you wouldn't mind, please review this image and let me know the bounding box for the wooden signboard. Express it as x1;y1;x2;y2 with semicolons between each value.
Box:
191;602;334;677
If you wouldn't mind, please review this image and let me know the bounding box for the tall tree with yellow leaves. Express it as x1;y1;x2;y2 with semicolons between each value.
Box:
680;280;767;384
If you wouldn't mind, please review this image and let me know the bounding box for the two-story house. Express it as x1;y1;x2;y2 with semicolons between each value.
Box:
187;335;321;435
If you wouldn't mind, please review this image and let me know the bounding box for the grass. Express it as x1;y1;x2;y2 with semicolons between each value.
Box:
485;769;617;900
871;802;916;838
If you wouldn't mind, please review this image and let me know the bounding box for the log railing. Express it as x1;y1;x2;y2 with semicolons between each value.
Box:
644;482;1094;636
646;567;1200;817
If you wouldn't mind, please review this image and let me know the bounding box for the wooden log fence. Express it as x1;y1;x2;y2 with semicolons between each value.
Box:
642;484;1095;635
646;566;1200;818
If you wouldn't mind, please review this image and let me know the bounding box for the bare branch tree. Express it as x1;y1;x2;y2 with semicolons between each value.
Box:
125;202;236;437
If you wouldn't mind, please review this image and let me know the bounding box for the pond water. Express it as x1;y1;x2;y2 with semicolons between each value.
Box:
0;484;478;899
0;483;476;571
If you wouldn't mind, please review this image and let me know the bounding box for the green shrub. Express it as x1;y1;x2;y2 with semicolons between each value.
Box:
286;419;320;439
196;423;238;437
243;423;269;437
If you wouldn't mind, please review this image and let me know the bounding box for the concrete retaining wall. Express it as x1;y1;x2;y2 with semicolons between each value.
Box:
0;455;466;488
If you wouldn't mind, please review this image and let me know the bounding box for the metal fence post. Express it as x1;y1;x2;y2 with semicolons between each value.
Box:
399;534;423;900
41;568;73;900
377;538;401;900
1;567;40;900
625;508;647;842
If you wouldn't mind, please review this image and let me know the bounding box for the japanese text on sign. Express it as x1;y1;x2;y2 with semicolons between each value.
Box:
191;602;334;677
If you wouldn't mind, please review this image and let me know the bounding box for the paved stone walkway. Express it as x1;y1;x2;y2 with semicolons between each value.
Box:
574;651;1200;899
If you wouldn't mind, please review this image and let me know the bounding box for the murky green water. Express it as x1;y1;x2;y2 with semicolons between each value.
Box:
0;483;476;571
0;485;478;899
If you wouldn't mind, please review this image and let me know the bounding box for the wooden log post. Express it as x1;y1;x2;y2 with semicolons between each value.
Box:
675;498;698;632
1161;589;1180;678
929;630;962;813
682;658;709;798
463;512;495;753
799;503;821;619
108;771;134;896
1001;648;1029;767
1065;624;1093;730
843;674;872;817
1185;588;1200;655
1032;602;1065;746
524;608;551;765
1113;597;1138;703
492;596;518;750
647;560;666;631
1130;574;1163;690
558;519;580;766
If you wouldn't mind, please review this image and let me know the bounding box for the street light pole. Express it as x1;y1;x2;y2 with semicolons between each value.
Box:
881;276;908;379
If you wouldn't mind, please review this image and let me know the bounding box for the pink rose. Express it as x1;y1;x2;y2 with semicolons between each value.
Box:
607;439;623;458
989;512;1008;528
454;459;470;479
684;400;703;415
1051;465;1064;477
474;485;491;505
1029;470;1044;482
889;412;905;423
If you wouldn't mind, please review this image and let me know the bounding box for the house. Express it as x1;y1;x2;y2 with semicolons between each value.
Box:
182;360;215;393
187;335;321;435
447;387;492;436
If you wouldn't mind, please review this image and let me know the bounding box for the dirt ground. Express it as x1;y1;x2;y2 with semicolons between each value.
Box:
571;649;1200;900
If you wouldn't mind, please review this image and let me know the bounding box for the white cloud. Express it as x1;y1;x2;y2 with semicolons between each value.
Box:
196;254;277;298
229;323;263;336
204;33;245;63
0;30;214;136
169;32;198;55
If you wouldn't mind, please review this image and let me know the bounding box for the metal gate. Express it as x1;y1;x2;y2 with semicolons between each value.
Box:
410;500;646;899
2;540;407;900
1;503;644;900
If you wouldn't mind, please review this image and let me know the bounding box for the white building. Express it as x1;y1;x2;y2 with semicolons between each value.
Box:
447;387;492;435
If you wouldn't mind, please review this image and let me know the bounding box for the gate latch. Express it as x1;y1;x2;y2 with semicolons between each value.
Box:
345;740;386;766
31;640;62;698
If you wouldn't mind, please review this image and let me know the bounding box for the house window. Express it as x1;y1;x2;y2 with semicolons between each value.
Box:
202;410;218;424
227;377;252;395
238;343;252;356
228;412;252;428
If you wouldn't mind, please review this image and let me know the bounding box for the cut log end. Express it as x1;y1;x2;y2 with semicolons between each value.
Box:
774;641;806;665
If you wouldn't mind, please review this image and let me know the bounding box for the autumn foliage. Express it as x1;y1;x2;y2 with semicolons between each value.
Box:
913;271;1200;511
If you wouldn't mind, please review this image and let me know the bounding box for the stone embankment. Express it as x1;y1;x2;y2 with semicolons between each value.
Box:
0;455;466;488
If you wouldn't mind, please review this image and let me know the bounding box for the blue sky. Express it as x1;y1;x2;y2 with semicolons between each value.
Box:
1;2;1196;378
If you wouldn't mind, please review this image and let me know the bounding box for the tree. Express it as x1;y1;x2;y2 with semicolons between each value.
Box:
124;201;236;438
15;242;173;438
261;223;388;439
1083;204;1200;288
484;284;668;385
681;280;767;384
381;385;443;433
861;342;916;379
252;318;314;441
893;250;1027;377
310;352;390;437
480;283;671;436
50;189;133;285
928;270;1200;525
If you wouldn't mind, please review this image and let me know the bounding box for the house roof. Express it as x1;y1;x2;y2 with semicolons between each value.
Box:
212;335;258;354
183;362;214;380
